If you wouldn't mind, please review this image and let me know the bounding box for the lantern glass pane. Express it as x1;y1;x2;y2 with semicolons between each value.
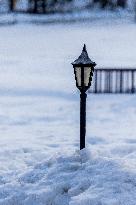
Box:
84;67;91;86
75;67;81;87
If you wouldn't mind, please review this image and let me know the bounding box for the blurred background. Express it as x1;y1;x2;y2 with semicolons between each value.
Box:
0;0;135;14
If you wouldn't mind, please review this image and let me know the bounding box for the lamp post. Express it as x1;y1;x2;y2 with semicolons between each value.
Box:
72;44;96;150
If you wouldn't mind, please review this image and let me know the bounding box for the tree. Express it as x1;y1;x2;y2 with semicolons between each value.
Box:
28;0;47;13
9;0;14;11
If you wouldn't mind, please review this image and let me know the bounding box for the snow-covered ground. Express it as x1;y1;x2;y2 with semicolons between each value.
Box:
1;20;136;204
0;9;134;25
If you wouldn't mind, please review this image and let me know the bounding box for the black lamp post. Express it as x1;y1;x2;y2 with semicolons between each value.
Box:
72;44;96;150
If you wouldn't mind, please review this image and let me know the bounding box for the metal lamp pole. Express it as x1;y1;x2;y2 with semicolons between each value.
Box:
72;44;96;150
80;90;87;149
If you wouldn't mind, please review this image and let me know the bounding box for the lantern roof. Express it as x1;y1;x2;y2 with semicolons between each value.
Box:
72;44;96;67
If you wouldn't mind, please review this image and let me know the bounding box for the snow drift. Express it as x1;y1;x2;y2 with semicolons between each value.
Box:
0;149;136;205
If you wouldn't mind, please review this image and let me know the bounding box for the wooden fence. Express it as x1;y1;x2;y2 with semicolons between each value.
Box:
89;68;136;94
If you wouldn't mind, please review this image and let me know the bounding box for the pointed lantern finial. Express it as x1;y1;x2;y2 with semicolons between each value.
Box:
82;44;87;52
72;44;96;67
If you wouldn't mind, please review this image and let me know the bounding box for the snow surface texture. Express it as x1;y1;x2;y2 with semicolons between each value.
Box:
2;149;136;205
1;19;136;204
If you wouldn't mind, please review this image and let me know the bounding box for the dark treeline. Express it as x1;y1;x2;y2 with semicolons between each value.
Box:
9;0;127;13
27;0;73;13
93;0;127;9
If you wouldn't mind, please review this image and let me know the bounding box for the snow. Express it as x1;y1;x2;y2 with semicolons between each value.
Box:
0;18;136;204
0;9;134;25
14;10;136;24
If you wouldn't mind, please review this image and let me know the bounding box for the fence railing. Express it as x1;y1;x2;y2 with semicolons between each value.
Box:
89;68;136;94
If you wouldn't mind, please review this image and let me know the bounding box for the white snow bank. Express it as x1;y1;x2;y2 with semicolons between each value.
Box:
0;149;136;205
0;14;16;25
0;9;134;25
16;9;133;24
